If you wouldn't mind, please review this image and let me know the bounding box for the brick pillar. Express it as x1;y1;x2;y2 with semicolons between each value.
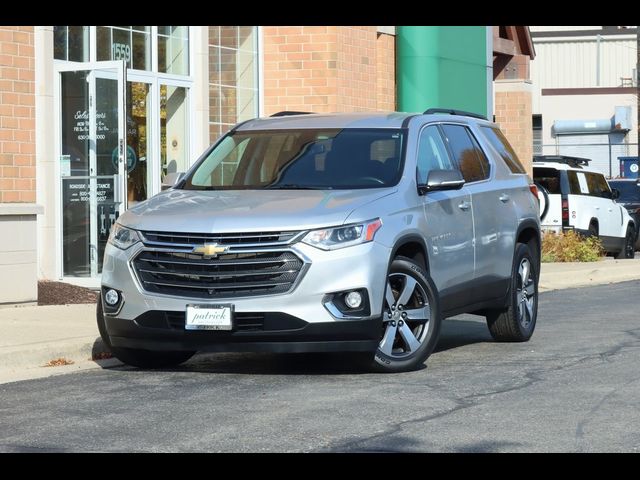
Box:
494;79;533;175
262;26;395;115
0;26;35;203
0;26;40;305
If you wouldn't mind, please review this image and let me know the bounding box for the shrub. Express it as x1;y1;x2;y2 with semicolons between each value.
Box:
541;230;604;263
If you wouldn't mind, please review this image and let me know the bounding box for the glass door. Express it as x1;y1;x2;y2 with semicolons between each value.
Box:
56;61;126;278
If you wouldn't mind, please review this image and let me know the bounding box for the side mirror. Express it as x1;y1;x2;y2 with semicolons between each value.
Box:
611;188;620;200
418;169;465;195
161;172;185;191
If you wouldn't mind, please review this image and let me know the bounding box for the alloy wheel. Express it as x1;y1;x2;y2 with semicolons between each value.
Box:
516;258;536;329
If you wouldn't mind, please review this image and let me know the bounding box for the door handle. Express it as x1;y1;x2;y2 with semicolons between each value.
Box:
595;206;600;210
458;201;471;211
499;193;510;203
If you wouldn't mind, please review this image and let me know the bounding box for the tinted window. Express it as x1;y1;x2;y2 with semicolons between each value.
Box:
416;126;454;183
609;181;640;201
479;126;527;174
183;128;405;190
585;172;612;198
441;124;489;182
533;167;562;194
567;170;582;195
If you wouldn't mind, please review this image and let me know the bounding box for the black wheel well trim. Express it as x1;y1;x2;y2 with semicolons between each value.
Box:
589;218;599;229
379;235;430;316
515;219;542;272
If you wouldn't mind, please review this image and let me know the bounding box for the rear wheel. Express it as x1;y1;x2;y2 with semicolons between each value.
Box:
369;256;442;373
96;296;195;369
615;225;636;259
486;243;538;342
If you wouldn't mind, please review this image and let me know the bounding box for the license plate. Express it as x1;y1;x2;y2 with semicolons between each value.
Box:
185;304;233;330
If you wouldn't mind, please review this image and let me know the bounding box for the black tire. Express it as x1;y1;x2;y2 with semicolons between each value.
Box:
96;296;112;349
615;225;636;259
535;183;550;221
96;296;195;369
486;243;538;342
367;256;442;373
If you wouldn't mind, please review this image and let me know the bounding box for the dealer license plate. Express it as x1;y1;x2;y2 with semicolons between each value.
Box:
185;304;233;330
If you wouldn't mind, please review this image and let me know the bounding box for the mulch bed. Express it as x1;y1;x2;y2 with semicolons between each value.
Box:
38;280;98;306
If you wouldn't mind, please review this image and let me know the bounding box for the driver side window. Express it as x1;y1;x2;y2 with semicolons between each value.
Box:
416;125;454;184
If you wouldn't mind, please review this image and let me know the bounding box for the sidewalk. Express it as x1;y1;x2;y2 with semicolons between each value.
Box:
1;258;639;384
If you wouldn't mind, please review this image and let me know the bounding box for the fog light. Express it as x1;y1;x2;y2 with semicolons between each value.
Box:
105;289;119;306
344;291;362;309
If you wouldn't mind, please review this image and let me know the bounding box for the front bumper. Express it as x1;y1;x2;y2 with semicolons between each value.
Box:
101;239;391;352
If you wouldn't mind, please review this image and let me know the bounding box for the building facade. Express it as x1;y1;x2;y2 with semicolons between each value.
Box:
530;26;638;176
0;25;534;304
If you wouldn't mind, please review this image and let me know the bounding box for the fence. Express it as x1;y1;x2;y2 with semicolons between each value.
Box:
537;142;639;178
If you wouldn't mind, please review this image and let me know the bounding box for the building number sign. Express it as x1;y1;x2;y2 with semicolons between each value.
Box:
112;43;131;65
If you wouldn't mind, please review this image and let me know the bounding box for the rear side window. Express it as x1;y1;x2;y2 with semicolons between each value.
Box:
479;126;527;174
567;170;582;195
533;168;562;194
441;124;490;183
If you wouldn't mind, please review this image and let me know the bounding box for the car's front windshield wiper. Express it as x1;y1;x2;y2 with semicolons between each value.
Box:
264;184;333;190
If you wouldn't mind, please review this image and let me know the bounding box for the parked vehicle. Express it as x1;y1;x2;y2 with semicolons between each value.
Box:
608;178;640;251
97;109;541;373
533;155;636;259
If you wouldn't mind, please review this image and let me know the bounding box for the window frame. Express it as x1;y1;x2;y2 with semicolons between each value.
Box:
439;123;492;184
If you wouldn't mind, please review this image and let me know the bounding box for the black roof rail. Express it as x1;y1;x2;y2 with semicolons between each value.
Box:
423;108;487;121
533;155;592;168
270;111;314;117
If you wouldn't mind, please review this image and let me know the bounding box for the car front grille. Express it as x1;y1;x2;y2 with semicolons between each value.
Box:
140;230;302;248
132;249;305;299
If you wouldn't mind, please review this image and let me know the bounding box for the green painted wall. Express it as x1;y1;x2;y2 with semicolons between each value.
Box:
396;26;489;117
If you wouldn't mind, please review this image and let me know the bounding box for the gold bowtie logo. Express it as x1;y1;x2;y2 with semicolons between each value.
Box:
193;243;228;257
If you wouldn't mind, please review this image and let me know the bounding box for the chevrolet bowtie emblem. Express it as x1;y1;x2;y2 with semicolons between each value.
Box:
193;243;228;257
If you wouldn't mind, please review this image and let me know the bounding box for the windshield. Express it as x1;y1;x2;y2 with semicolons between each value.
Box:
609;181;640;202
181;128;405;190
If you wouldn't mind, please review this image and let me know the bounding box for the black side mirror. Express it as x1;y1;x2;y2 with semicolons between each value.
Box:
418;169;465;195
611;188;620;200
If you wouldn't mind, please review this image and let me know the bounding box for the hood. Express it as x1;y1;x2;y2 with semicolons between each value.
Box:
119;188;396;233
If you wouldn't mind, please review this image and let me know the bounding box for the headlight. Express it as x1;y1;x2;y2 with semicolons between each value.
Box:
108;223;141;250
302;218;382;250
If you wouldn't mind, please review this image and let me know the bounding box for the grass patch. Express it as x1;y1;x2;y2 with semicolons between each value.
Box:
541;230;604;263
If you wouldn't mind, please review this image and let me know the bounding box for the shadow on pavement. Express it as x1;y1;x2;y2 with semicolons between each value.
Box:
94;316;493;375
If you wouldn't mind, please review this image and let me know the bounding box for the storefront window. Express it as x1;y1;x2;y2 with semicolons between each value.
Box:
158;26;189;75
160;85;189;181
209;26;259;141
96;26;151;71
54;26;89;62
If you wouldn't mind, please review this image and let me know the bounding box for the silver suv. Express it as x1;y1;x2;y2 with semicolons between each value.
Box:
97;109;541;373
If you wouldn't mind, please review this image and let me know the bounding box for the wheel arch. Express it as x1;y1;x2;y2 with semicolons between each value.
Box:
391;235;429;272
516;219;542;270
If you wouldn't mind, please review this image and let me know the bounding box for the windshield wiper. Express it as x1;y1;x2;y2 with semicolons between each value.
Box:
264;184;332;190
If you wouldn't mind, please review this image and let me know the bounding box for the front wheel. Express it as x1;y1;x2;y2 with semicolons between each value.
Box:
486;242;538;342
369;256;442;373
615;225;636;259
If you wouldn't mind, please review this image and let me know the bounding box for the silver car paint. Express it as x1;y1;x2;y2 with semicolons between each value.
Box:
102;112;539;330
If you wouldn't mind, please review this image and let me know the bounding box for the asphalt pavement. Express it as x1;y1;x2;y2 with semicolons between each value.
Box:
0;281;638;452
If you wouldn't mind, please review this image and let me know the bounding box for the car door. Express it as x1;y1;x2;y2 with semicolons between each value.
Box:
417;125;475;314
584;171;617;238
440;123;509;305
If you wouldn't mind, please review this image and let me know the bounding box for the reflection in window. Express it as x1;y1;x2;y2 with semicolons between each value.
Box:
158;26;189;75
161;85;189;182
209;26;259;142
54;26;89;61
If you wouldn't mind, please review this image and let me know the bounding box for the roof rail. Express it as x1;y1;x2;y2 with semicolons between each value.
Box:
423;108;487;121
270;111;313;117
533;155;592;168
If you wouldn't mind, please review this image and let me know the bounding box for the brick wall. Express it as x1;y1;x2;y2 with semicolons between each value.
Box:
263;26;396;115
376;33;395;111
494;81;533;175
0;26;35;203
